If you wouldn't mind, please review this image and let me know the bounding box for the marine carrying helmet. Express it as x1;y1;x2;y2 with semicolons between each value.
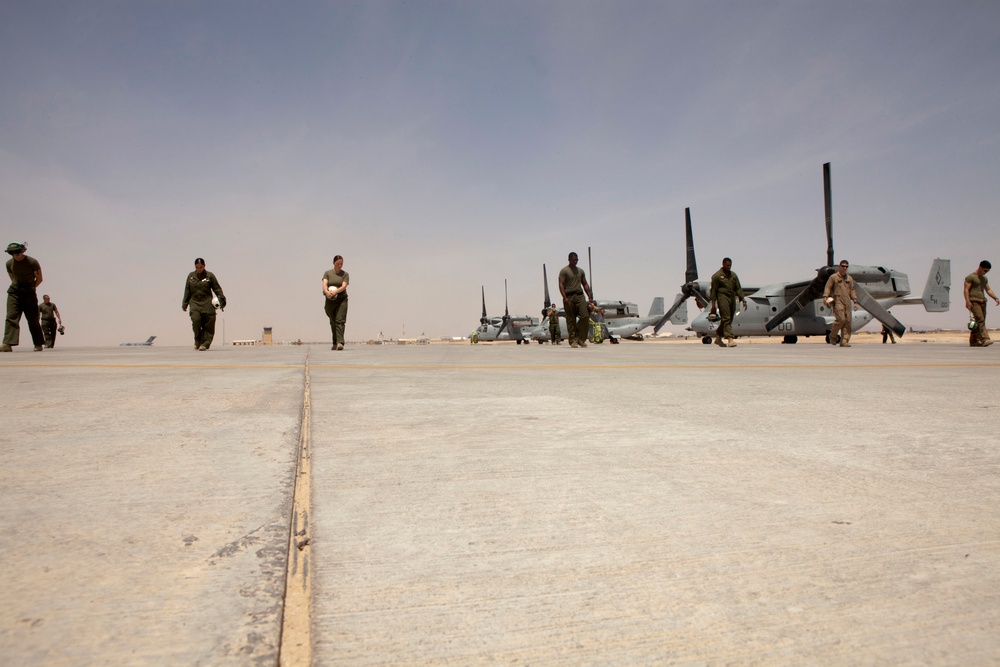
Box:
5;242;27;255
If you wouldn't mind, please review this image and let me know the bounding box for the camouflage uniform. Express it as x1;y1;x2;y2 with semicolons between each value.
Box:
4;254;44;349
323;269;349;348
559;264;590;346
823;272;859;346
965;272;992;347
183;270;225;350
39;299;60;348
710;268;745;344
547;307;561;344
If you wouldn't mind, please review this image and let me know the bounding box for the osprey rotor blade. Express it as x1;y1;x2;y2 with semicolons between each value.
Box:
824;162;834;268
504;279;510;319
494;279;512;340
685;207;699;284
653;293;689;334
693;286;712;309
543;264;551;310
481;286;488;325
765;274;827;332
855;283;906;338
495;316;512;340
588;246;594;301
656;208;709;335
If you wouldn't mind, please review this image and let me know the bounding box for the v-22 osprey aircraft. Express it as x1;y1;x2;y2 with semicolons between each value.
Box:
654;163;950;343
472;282;539;343
527;263;678;343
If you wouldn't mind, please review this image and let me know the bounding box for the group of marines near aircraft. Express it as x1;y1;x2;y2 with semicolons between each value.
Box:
701;256;865;348
705;256;998;349
4;242;998;349
552;250;998;349
704;256;998;349
553;251;850;349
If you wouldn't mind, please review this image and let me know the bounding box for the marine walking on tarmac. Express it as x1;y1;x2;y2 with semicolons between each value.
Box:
322;255;350;351
3;242;45;352
547;304;562;344
182;258;226;351
964;260;998;348
39;294;64;348
709;257;746;348
823;260;860;347
558;252;594;349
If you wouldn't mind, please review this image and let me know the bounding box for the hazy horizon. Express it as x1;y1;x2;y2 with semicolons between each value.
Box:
3;1;998;347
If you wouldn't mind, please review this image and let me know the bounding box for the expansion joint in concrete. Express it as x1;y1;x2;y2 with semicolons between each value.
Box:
278;350;313;666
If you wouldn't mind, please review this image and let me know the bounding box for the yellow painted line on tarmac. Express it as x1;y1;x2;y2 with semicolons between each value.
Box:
5;362;1000;371
278;352;312;667
0;363;302;369
310;363;1000;370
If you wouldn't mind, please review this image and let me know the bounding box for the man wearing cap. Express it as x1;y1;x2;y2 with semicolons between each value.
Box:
709;257;747;348
3;242;45;352
558;252;595;348
182;258;226;351
964;260;998;347
39;294;63;348
547;304;562;344
823;260;860;347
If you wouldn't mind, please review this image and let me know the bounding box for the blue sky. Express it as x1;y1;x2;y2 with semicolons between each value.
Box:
3;1;998;345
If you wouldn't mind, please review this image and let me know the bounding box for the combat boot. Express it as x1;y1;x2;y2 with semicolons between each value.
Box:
715;336;726;347
0;344;12;352
726;337;737;347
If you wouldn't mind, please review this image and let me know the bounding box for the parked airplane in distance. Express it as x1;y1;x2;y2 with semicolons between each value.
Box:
472;283;538;343
121;336;156;346
526;262;678;343
529;297;671;343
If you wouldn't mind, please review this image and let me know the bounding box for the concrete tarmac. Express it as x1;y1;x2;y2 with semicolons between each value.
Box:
2;340;999;665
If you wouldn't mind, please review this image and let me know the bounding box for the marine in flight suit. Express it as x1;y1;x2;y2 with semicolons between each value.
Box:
182;258;226;351
823;260;859;347
709;257;746;348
